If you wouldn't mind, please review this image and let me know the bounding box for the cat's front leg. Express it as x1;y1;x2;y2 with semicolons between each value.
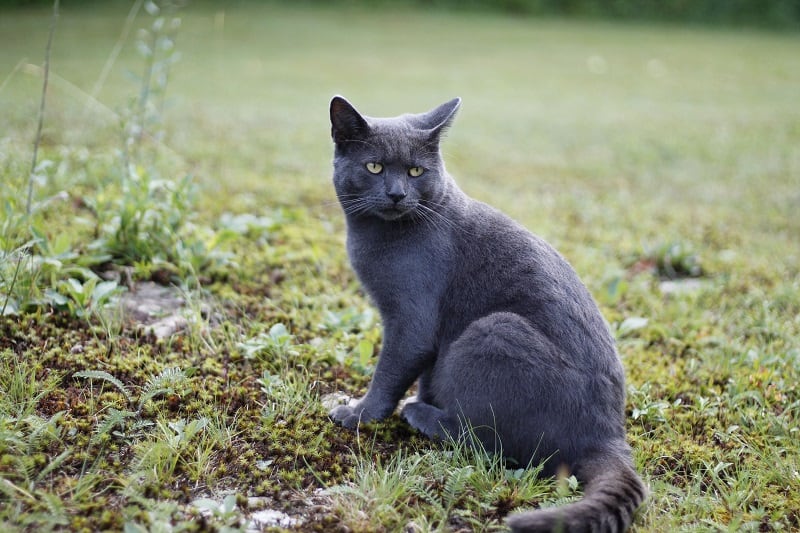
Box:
329;332;429;429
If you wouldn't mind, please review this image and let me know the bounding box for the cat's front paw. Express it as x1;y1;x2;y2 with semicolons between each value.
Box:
329;400;378;429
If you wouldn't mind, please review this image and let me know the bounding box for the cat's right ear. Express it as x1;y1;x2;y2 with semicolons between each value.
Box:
330;96;370;145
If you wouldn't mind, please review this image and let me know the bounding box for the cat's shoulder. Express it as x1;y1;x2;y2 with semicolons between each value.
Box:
460;198;534;240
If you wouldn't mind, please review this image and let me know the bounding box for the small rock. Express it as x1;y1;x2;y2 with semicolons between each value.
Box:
147;315;189;339
659;279;705;295
404;521;423;533
320;392;351;411
247;509;298;531
119;281;198;339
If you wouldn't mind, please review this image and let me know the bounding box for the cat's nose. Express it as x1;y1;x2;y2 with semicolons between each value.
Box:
387;191;407;203
386;181;407;203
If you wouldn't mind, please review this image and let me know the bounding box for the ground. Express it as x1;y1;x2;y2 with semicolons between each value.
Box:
1;3;799;531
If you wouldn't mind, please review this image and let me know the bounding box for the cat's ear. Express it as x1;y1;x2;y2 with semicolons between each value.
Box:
419;97;461;138
330;96;370;145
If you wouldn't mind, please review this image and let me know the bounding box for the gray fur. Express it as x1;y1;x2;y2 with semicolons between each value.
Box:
328;96;647;532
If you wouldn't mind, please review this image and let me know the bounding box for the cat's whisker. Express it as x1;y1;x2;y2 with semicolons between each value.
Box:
341;199;369;210
338;197;364;204
415;203;460;235
418;201;459;227
411;206;442;233
335;196;366;204
320;199;346;208
339;197;374;218
344;207;371;218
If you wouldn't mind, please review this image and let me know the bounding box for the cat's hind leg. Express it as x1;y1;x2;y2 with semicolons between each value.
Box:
400;396;460;441
431;312;573;467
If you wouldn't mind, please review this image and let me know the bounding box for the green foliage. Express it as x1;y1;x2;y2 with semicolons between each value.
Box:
190;495;244;531
94;170;193;266
328;435;555;531
238;322;293;361
73;370;132;403
645;240;704;279
141;366;189;405
0;0;229;320
0;351;72;528
52;277;122;317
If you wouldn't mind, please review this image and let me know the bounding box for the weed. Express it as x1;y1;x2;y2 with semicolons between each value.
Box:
53;276;122;318
238;322;293;362
191;494;244;531
26;0;59;215
328;434;555;531
646;240;704;279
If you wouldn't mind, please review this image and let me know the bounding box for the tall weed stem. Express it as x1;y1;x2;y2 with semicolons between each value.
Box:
26;0;59;216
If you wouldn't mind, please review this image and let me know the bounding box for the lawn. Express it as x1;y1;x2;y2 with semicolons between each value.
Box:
1;2;799;531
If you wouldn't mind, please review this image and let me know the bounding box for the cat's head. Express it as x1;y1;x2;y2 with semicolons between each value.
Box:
329;96;461;221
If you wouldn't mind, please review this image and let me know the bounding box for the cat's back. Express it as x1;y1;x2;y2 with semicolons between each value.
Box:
450;198;580;297
443;198;617;365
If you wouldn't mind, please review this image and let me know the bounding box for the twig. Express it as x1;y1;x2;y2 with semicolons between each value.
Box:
26;0;60;216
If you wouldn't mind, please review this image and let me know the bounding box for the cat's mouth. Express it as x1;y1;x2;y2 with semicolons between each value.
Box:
377;205;413;221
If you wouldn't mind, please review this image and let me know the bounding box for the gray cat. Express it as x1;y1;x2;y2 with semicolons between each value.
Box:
328;95;647;532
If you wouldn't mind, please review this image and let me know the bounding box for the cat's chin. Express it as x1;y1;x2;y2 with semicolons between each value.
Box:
376;207;412;221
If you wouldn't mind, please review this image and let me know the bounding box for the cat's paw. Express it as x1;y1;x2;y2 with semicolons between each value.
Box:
329;400;378;429
401;399;456;441
399;398;428;428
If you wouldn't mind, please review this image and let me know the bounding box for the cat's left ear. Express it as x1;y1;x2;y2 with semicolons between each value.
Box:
420;97;461;138
330;96;370;145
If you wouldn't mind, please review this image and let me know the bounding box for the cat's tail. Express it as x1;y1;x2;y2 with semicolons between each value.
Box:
506;453;647;533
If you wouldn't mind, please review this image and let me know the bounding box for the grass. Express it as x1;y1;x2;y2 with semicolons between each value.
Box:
1;2;799;531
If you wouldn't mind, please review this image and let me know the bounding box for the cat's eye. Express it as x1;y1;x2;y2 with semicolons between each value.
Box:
365;162;383;174
408;166;425;177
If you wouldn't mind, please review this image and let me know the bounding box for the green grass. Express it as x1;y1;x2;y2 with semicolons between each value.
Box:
1;2;799;531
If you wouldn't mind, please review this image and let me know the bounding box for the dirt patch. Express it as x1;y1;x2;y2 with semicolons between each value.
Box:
120;282;205;339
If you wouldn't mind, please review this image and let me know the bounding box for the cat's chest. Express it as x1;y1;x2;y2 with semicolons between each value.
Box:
347;227;448;310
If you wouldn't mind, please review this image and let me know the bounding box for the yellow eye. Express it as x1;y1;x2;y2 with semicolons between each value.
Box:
365;162;383;174
408;166;424;177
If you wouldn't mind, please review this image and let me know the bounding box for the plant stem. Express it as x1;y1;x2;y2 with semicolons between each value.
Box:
26;0;60;216
135;26;159;150
0;251;24;316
